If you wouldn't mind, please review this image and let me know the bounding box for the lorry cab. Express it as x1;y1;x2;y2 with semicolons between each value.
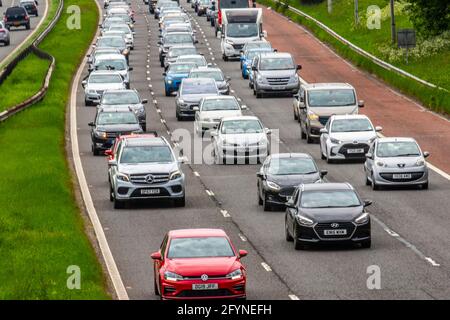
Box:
212;0;255;35
220;8;265;61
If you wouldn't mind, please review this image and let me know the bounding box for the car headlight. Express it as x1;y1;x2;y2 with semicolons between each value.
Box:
355;212;369;225
376;161;385;167
368;136;377;144
122;48;129;55
256;74;263;81
88;89;97;94
307;111;319;121
169;170;182;180
330;137;342;144
226;269;243;280
222;139;233;147
178;99;184;104
167;79;173;84
296;214;314;226
164;271;183;281
266;180;281;191
291;74;299;82
202;117;212;122
95;131;107;139
116;173;130;182
415;159;425;167
225;39;233;45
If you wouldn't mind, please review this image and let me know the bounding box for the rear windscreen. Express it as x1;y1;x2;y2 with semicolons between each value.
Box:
219;0;249;9
7;8;26;16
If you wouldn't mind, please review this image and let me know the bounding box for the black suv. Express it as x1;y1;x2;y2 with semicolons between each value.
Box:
88;108;143;155
3;6;30;30
20;1;39;17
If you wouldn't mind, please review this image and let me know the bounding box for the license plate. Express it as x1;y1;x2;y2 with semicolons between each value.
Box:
347;148;364;154
324;229;347;236
392;173;412;179
140;189;160;195
14;22;20;26
192;283;218;290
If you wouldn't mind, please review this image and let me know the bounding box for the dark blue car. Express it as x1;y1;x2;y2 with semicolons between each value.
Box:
163;62;196;96
241;48;273;79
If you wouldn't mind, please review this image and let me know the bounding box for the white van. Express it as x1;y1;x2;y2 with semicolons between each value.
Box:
220;8;266;61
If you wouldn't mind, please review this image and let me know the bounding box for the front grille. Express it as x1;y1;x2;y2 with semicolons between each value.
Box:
380;172;424;182
318;116;329;126
314;222;356;239
279;186;295;197
130;173;170;185
338;143;370;158
267;77;290;86
232;44;244;50
177;289;233;297
106;131;131;138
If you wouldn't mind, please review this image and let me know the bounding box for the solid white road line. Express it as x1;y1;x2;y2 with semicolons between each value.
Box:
68;0;129;300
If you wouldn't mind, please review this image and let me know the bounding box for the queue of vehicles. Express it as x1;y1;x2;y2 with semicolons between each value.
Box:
86;0;432;300
0;0;40;46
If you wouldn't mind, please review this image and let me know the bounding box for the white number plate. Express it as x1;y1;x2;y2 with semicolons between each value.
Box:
324;229;347;236
347;148;364;154
192;283;218;290
393;173;412;179
141;189;160;195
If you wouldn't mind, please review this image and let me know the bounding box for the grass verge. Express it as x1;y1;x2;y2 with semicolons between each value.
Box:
258;0;450;115
0;54;51;112
0;0;109;299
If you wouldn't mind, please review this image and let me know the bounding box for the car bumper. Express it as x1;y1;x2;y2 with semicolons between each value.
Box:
177;104;199;117
219;146;268;160
373;167;428;186
264;187;296;206
328;142;371;160
114;177;185;200
5;21;28;28
307;122;324;138
256;82;300;93
160;277;246;300
92;136;116;151
198;120;220;131
165;79;182;92
85;92;102;104
296;220;371;244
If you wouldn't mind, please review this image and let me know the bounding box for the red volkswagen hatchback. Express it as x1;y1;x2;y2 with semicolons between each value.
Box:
151;229;248;300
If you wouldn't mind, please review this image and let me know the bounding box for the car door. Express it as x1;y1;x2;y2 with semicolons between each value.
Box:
257;157;270;199
320;118;331;154
250;56;258;85
286;188;300;235
155;234;169;291
298;87;307;129
365;141;376;177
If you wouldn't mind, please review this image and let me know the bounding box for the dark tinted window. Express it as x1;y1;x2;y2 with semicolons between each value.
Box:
6;7;27;15
219;0;249;9
167;237;235;258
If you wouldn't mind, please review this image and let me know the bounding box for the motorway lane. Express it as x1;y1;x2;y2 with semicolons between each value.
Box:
74;0;291;300
73;0;450;300
151;3;450;299
0;0;47;63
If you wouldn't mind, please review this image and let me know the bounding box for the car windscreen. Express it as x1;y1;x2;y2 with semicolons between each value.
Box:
190;71;223;81
260;57;294;70
120;146;174;163
376;141;421;158
199;0;210;5
177;57;206;66
89;74;123;83
247;49;270;60
168;63;196;74
6;7;27;16
165;33;193;44
159;2;178;8
109;14;131;22
95;59;127;71
97;112;137;125
102;92;139;104
167;237;235;258
181;81;217;94
219;0;249;9
97;37;126;48
308;89;356;107
300;190;361;208
221;119;263;134
268;158;317;175
226;23;258;38
331;119;373;133
245;42;272;50
163;17;186;24
202;99;239;111
169;47;197;57
109;26;131;33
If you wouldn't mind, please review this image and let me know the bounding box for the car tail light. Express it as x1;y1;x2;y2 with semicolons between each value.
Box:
0;29;4;33
3;17;7;22
25;16;29;20
218;10;222;25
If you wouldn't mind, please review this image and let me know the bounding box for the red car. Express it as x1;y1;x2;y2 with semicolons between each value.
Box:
151;229;248;300
105;132;157;164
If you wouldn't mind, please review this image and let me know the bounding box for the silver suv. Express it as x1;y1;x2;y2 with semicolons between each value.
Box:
294;83;364;143
250;52;301;98
108;136;186;208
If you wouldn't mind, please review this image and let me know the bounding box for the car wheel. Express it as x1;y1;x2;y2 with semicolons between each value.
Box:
256;90;262;99
300;122;306;139
293;225;306;250
109;184;114;202
371;173;379;190
285;219;293;242
293;108;298;120
365;173;371;186
211;19;214;27
306;130;314;144
320;144;326;160
174;195;186;207
249;81;253;89
165;88;170;96
263;194;271;211
113;197;125;209
222;54;228;61
85;99;91;106
92;145;100;156
154;276;160;296
257;184;263;205
421;182;429;190
360;239;371;249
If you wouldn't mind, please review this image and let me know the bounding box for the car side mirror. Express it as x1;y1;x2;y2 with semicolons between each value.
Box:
178;156;187;164
238;250;248;258
88;122;95;127
142;99;148;104
375;126;382;132
194;39;199;44
226;76;231;82
358;100;365;108
210;131;218;137
423;151;430;158
129;67;133;71
162;72;167;76
273;48;278;52
151;252;162;260
192;106;199;111
265;128;272;135
241;105;247;110
82;80;87;88
256;171;264;178
105;149;113;156
320;170;328;178
297;64;302;70
251;66;257;71
319;128;327;134
286;201;296;208
365;153;373;160
363;200;373;207
262;30;267;38
157;40;162;45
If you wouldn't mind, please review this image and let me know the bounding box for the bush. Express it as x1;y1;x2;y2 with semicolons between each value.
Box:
406;0;450;37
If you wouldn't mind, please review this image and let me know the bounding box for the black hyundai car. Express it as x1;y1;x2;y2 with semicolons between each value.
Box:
257;153;327;211
284;183;372;250
3;6;30;30
89;108;143;156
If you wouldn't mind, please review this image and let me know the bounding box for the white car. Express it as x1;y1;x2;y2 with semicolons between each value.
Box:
194;96;246;136
82;71;127;106
319;115;382;163
211;116;271;164
105;24;134;49
91;53;132;87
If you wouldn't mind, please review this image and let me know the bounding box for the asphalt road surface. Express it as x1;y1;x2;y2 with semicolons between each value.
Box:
0;0;47;64
74;0;450;299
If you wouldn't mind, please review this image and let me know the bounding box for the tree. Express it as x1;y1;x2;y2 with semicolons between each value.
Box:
406;0;450;37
